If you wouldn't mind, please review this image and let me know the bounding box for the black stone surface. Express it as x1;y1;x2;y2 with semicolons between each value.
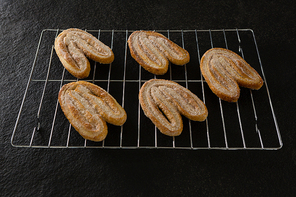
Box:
1;0;296;196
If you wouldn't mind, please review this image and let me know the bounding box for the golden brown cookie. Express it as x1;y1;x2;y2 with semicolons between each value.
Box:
55;28;114;79
128;31;190;75
200;48;263;102
139;79;207;136
58;81;127;142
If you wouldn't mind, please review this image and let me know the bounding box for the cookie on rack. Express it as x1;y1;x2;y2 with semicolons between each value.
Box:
58;81;127;142
200;48;263;102
55;28;114;79
128;31;190;75
139;79;208;136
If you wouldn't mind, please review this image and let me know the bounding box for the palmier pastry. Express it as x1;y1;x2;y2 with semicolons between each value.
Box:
139;79;208;136
55;28;114;79
128;31;190;75
200;48;263;102
58;81;127;142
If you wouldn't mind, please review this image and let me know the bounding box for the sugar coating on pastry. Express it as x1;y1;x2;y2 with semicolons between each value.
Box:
139;79;207;136
128;31;190;75
200;48;263;102
55;28;114;79
58;81;127;142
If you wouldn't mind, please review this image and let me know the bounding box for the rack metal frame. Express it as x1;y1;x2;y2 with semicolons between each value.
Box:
11;29;283;150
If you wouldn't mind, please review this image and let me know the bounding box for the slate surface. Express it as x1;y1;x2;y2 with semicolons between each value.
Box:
1;0;296;196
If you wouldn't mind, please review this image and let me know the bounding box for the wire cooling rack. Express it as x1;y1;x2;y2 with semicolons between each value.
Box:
11;29;282;150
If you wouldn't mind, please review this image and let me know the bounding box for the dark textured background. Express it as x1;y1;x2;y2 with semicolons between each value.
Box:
1;0;296;196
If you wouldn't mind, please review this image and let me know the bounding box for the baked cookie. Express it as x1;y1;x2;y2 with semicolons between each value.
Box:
58;81;127;142
200;48;263;102
139;79;207;136
128;31;190;75
55;28;114;79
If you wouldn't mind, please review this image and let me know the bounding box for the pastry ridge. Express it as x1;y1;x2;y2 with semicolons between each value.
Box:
139;79;208;136
128;31;190;75
55;28;114;79
58;81;127;142
200;48;263;102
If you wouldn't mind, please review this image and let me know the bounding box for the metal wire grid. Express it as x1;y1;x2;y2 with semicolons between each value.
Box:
11;29;282;150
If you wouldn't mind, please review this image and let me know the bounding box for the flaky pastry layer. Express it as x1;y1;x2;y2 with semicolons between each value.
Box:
55;28;114;79
200;48;263;102
58;81;127;142
128;31;190;75
139;79;207;136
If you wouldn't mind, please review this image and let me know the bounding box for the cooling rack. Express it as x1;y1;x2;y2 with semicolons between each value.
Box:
11;29;282;150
